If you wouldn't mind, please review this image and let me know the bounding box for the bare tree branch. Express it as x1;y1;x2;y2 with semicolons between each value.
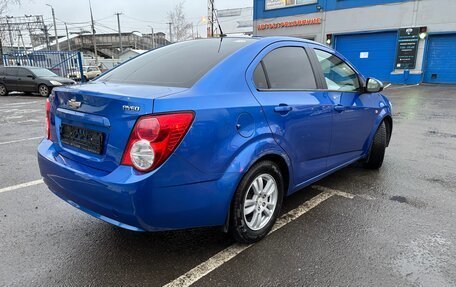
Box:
167;1;191;42
0;0;21;16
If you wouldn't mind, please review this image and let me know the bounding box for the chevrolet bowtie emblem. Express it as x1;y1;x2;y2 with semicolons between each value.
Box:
68;98;82;109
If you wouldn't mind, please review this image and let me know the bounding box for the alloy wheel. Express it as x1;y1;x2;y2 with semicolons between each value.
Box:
243;173;278;231
0;85;7;96
39;85;49;97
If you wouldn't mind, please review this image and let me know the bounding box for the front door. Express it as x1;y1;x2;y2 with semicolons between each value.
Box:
248;43;333;189
311;48;378;168
16;68;36;92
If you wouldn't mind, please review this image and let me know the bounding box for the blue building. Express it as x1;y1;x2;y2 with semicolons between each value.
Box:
253;0;456;84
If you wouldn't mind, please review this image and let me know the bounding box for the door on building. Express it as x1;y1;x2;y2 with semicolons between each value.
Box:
334;31;398;82
424;34;456;84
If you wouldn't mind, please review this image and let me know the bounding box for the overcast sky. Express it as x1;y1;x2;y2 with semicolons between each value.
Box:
7;0;252;39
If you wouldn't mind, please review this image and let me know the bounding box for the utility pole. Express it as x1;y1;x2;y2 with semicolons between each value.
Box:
89;0;98;66
43;24;51;50
167;22;172;43
149;26;155;49
115;12;123;53
47;4;60;51
0;38;3;65
65;23;71;51
207;0;214;37
6;16;14;48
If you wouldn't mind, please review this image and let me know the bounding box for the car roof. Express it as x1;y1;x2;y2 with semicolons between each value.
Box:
252;36;327;48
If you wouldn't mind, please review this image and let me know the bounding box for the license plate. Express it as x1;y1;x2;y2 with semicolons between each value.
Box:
60;124;104;154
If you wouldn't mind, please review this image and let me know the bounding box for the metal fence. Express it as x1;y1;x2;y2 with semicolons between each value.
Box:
2;50;84;81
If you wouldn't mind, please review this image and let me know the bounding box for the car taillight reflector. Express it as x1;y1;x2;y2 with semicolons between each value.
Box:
121;112;194;172
45;99;51;140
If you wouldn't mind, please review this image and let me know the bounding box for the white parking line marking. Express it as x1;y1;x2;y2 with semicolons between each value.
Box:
3;101;41;106
0;179;44;194
164;188;354;287
312;185;355;199
0;136;42;146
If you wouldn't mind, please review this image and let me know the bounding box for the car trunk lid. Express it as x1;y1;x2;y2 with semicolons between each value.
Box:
51;82;187;172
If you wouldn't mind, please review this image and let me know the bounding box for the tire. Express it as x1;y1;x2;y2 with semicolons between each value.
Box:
0;84;8;96
363;121;387;169
229;160;284;243
38;84;50;97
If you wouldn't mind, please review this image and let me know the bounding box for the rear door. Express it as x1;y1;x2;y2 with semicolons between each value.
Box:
247;42;333;188
4;67;19;90
310;48;378;168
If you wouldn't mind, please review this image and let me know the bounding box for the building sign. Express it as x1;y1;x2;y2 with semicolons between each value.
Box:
395;28;419;69
257;18;322;30
360;52;369;59
265;0;317;10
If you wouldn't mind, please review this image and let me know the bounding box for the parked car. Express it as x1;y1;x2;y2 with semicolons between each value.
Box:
38;37;393;243
0;66;76;97
67;66;102;81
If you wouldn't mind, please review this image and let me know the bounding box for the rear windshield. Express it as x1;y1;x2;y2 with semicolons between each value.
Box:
97;38;257;88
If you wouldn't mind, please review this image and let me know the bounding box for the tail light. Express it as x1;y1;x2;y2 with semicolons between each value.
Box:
121;112;194;172
45;99;51;140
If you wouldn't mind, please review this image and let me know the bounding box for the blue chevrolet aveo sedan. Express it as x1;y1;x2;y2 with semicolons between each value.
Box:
38;37;392;243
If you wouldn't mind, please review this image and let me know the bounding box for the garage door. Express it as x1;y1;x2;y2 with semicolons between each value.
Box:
424;34;456;84
335;31;398;82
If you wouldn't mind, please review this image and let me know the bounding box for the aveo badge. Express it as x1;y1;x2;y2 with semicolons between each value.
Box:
123;105;141;112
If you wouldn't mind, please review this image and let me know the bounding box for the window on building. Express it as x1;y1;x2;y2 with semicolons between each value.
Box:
259;46;316;90
314;49;360;92
265;0;317;10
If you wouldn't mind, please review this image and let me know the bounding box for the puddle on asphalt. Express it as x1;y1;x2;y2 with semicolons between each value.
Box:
394;234;453;286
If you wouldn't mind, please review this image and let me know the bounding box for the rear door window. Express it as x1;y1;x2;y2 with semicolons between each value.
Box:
253;63;268;90
5;68;18;76
259;46;317;90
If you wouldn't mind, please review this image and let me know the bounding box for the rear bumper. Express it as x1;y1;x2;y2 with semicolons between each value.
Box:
38;139;238;231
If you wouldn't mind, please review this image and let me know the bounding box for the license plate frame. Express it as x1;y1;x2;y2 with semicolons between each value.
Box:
60;124;104;155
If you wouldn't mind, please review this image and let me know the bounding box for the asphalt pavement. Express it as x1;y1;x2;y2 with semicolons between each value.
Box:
0;85;455;286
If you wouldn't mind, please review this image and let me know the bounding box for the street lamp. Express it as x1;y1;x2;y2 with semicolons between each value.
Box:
46;4;60;51
196;16;207;39
148;25;155;49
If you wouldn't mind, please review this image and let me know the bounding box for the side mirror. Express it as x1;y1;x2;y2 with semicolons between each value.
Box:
365;78;384;93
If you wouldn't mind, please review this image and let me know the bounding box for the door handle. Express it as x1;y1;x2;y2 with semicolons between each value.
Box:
274;105;292;114
334;105;346;112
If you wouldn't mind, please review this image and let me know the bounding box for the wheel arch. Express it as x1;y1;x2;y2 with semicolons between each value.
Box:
383;115;393;147
223;150;292;232
364;110;393;154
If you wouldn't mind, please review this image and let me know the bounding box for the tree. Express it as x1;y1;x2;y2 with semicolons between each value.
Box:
167;1;192;42
0;0;21;48
0;0;20;16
